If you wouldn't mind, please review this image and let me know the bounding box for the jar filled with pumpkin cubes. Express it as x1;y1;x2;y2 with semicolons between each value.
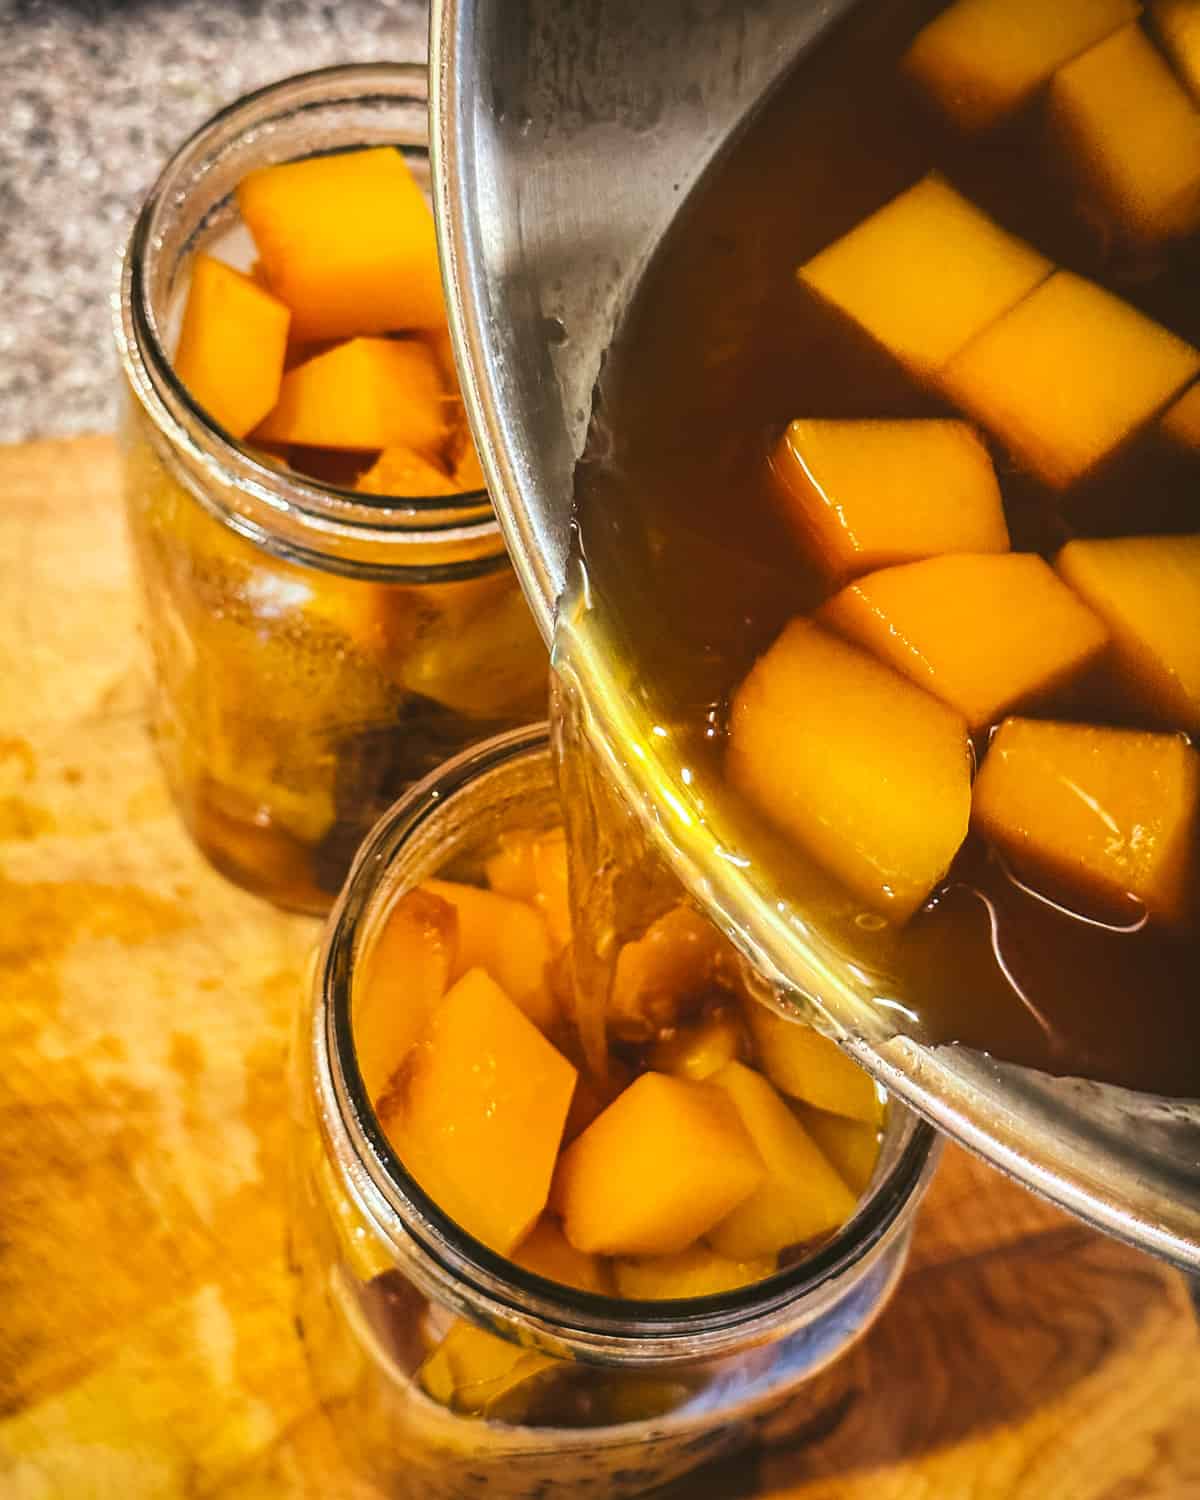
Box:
292;725;937;1499
115;66;547;911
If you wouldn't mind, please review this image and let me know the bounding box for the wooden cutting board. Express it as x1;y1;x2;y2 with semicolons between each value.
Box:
1;436;1197;1500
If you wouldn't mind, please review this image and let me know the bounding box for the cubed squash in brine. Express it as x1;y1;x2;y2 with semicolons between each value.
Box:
555;1072;765;1257
742;1003;881;1123
514;1217;610;1295
795;1105;882;1195
174;254;291;439
421;879;555;1033
418;1320;558;1418
353;886;458;1103
728;619;971;922
707;1063;858;1260
485;830;572;950
614;1245;775;1300
609;905;730;1038
377;968;576;1254
1047;24;1200;246
1149;0;1200;102
903;0;1140;132
973;718;1200;927
1056;535;1200;733
237;147;444;340
1161;383;1200;449
818;553;1109;729
797;175;1052;376
401;583;547;719
255;337;449;454
649;1010;744;1081
356;446;459;497
770;418;1009;583
939;272;1200;488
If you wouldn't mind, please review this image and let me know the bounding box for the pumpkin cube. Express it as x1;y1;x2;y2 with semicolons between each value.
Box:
377;967;576;1254
353;886;458;1103
818;553;1109;729
1056;535;1200;732
742;1004;881;1122
794;1105;882;1195
939;272;1200;488
401;581;547;718
728;619;972;922
649;1010;744;1081
418;1321;558;1418
797;175;1052;376
973;717;1200;927
707;1063;858;1260
421;879;555;1033
609;905;730;1039
555;1072;765;1256
174;254;291;439
357;446;459;497
1161;382;1200;449
903;0;1140;131
1149;0;1200;102
485;829;572;950
255;337;449;454
1047;24;1200;246
237;146;444;340
771;418;1009;583
514;1217;610;1295
614;1245;775;1300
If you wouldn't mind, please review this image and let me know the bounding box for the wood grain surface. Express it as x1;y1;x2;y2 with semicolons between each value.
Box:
1;436;1198;1500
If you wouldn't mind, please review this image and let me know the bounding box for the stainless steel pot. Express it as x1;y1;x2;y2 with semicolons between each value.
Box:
428;0;1200;1269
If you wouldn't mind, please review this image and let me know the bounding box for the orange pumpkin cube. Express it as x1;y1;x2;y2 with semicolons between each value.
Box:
357;446;459;497
903;0;1140;132
378;967;576;1254
353;886;458;1103
1056;535;1200;733
818;553;1109;729
255;337;449;454
421;879;555;1033
649;1011;744;1081
609;904;731;1038
728;620;972;922
797;175;1052;376
973;717;1200;927
770;418;1009;582
742;1004;881;1122
939;272;1200;488
514;1217;610;1295
555;1072;764;1256
1047;24;1200;246
237;146;444;340
174;254;291;439
794;1105;882;1194
614;1245;774;1300
484;829;572;950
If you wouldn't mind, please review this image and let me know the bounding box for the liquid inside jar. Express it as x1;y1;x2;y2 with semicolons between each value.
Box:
560;0;1200;1098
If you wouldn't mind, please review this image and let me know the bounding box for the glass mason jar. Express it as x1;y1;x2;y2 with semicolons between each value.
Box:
293;724;939;1498
114;65;547;913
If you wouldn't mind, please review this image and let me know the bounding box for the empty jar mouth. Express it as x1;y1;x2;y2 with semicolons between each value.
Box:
116;62;503;579
312;722;939;1365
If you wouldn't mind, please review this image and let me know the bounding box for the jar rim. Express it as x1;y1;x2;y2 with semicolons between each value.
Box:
115;62;502;558
314;722;939;1362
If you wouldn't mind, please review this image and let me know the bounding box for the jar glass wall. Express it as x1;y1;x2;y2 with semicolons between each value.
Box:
115;65;546;913
293;724;939;1498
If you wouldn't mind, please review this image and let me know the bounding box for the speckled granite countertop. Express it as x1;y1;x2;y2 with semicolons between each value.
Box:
0;0;426;445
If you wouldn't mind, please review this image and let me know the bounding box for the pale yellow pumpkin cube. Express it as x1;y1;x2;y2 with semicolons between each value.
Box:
354;886;458;1103
797;175;1052;377
795;1105;883;1195
742;1004;881;1123
422;879;555;1032
771;418;1009;583
614;1245;775;1300
939;272;1200;487
903;0;1140;131
707;1063;858;1260
973;717;1200;927
649;1010;744;1081
1056;535;1200;732
728;619;972;922
377;967;576;1255
1149;0;1200;101
555;1072;765;1257
1048;23;1200;245
818;552;1110;729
